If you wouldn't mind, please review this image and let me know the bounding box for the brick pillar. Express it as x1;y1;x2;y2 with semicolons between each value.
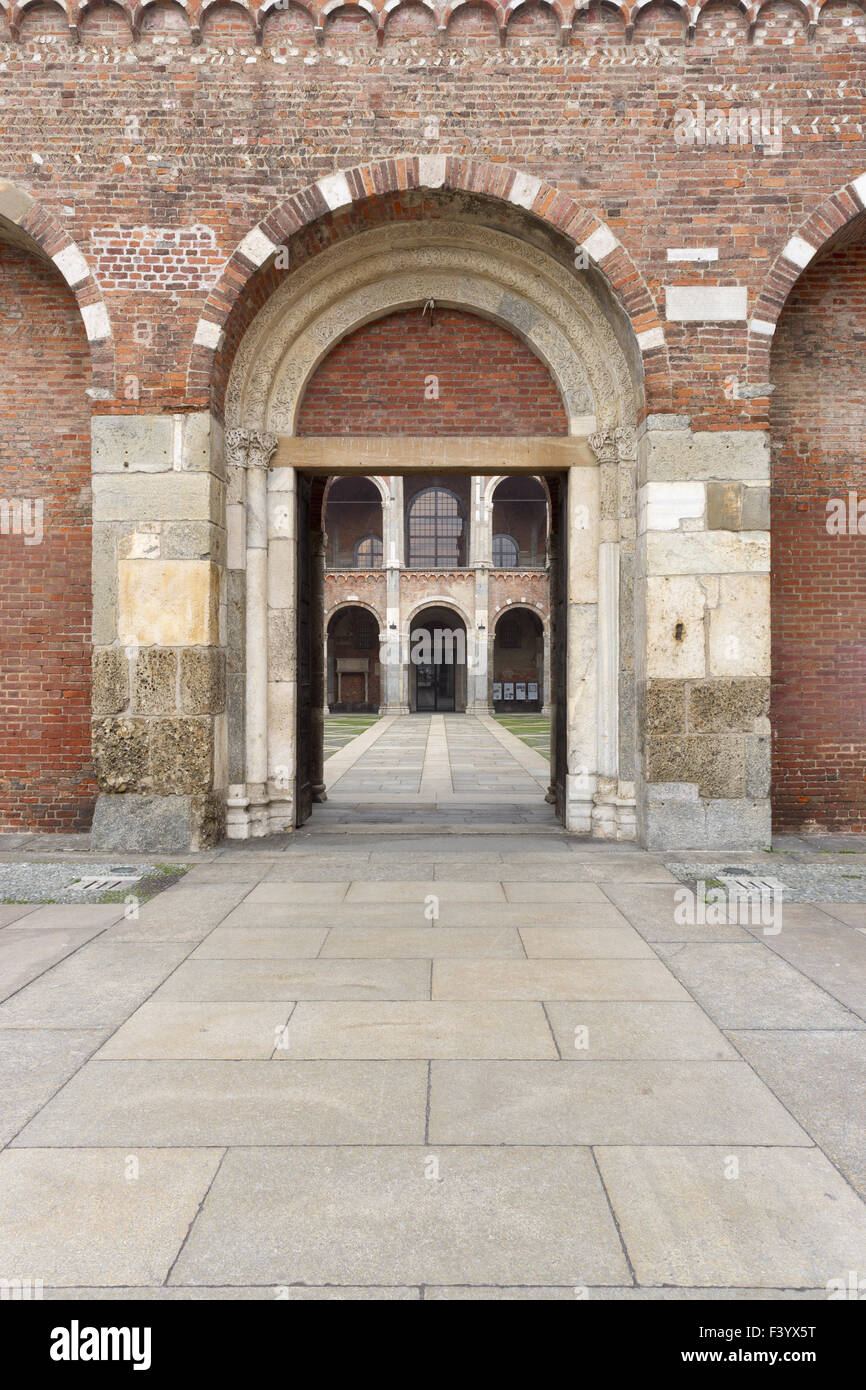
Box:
89;412;227;852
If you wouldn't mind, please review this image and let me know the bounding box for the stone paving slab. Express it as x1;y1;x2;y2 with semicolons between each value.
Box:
279;1001;559;1059
0;942;191;1028
9;903;124;929
191;926;330;959
247;882;351;904
0;1147;222;1287
41;1286;421;1300
169;1146;631;1287
319;926;526;958
97;1002;294;1059
0;1028;106;1145
346;880;507;903
517;926;653;958
600;883;755;942
742;916;866;1018
595;1146;866;1288
427;1061;810;1146
422;1286;830;1300
727;1030;866;1197
0;925;109;1001
0;904;38;927
653;943;866;1029
15;1060;428;1147
543;1002;737;1061
153;959;431;1003
502;881;609;903
432;959;690;1002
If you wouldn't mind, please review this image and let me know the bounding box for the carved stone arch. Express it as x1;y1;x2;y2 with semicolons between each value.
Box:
226;221;637;438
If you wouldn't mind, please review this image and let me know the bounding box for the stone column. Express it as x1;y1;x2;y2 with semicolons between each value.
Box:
266;463;297;833
470;474;492;712
636;419;771;850
383;475;407;712
90;411;227;852
564;460;599;833
223;429;278;837
310;529;327;801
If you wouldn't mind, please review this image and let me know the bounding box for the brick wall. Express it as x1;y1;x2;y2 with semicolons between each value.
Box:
297;308;568;436
770;227;866;832
0;244;95;831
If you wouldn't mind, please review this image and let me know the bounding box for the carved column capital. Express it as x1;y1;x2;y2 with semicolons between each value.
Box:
588;427;617;465
225;427;278;470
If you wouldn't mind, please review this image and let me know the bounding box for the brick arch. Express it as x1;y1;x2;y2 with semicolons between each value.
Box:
326;598;385;628
747;170;866;387
0;180;114;396
492;601;546;631
187;155;667;405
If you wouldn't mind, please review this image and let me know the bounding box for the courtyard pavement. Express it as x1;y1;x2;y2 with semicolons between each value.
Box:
1;715;865;1299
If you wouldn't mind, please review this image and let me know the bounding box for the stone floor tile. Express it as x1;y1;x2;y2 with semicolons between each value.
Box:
245;882;351;905
432;958;689;1001
42;1286;421;1300
545;1001;737;1060
653;943;864;1029
0;1029;105;1144
744;920;866;1018
169;1146;630;1287
0;1147;222;1286
503;882;608;904
346;880;506;903
0;943;192;1028
600;883;754;942
595;1146;866;1288
0;926;107;1001
96;1002;293;1059
320;926;525;958
153;958;430;1003
518;926;654;958
15;1059;428;1146
279;1001;558;1058
428;1060;809;1145
423;1286;828;1300
0;905;38;928
821;903;866;929
727;1030;866;1197
191;926;329;959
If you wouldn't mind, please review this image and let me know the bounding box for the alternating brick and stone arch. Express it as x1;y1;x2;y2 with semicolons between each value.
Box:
188;155;668;411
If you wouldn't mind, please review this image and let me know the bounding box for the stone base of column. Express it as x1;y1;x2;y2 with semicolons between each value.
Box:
312;783;328;803
591;778;637;841
564;772;597;835
91;792;218;852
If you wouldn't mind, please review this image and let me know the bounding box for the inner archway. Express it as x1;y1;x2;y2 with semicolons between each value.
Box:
409;605;468;714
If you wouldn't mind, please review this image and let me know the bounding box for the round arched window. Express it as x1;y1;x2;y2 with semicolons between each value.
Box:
492;533;520;568
407;487;464;568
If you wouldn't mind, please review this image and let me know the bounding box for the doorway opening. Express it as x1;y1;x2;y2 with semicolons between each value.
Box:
409;605;468;713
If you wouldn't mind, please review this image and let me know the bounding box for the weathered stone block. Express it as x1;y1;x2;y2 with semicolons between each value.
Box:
646;735;746;798
149;718;213;795
741;484;770;531
162;521;225;564
268;609;296;683
117;560;219;647
646;530;770;576
91;649;128;716
90;793;192;853
688;679;770;733
645;575;708;679
645;680;686;737
91;524;117;647
180;648;226;715
708;574;770;678
92;415;172;474
641;782;706;851
92;472;220;523
705;797;772;850
641;428;770;483
132;648;177;715
92;717;149;793
706;480;742;531
745;732;772;798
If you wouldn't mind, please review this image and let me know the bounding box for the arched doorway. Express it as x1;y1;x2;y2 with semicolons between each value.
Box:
492;608;545;713
326;605;382;713
409;605;468;713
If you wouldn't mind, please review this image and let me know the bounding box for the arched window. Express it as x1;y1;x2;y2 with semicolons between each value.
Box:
492;533;520;568
354;535;383;569
498;617;520;649
407;487;464;568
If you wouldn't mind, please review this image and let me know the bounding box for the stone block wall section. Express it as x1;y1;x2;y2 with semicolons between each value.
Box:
636;422;772;850
88;412;227;851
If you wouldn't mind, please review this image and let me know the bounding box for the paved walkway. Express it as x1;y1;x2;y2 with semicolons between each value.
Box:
319;713;553;828
1;815;866;1297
